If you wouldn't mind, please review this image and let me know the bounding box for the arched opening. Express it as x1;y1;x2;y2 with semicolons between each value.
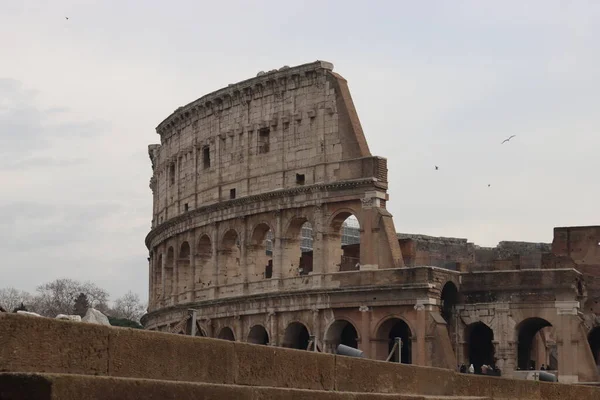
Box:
247;325;269;345
154;254;163;302
165;247;175;297
197;234;213;288
218;229;241;286
440;282;458;324
325;319;359;353
516;318;554;371
376;318;412;363
588;327;600;369
247;223;273;282
466;322;495;374
329;212;361;273
177;241;191;295
284;218;313;278
218;327;235;341
282;322;310;350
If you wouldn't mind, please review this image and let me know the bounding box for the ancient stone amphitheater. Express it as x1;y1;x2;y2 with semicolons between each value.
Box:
142;60;600;385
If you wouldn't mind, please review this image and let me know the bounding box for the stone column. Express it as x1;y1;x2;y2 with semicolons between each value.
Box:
359;305;372;358
193;141;199;209
272;210;283;281
268;311;278;346
161;249;166;306
190;229;197;296
493;303;514;375
414;298;436;366
210;224;218;299
312;308;321;349
148;254;153;309
555;301;581;383
234;315;242;342
311;205;325;275
239;217;248;287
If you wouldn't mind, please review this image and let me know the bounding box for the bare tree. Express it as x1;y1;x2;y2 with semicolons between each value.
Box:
0;288;33;312
32;279;110;317
111;291;146;322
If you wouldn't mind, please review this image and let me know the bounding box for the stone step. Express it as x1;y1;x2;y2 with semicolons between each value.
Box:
0;373;491;400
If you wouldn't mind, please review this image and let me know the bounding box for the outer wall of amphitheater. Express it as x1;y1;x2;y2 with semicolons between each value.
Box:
143;61;600;385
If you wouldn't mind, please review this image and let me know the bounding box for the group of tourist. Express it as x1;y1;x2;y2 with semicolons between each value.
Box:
458;363;502;376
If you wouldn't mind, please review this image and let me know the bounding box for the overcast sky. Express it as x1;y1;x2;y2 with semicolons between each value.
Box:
1;1;599;302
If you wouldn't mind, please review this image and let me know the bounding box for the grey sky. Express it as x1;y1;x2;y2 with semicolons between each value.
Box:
1;1;599;302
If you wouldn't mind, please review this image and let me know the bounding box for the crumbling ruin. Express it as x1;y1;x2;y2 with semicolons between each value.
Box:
144;61;600;384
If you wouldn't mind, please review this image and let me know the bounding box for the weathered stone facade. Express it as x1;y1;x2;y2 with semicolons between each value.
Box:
143;61;600;385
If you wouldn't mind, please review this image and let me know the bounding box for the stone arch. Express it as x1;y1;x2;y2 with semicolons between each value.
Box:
326;209;361;273
440;281;459;324
196;234;213;287
324;319;360;352
588;327;600;368
177;241;191;295
283;216;314;278
465;322;495;374
516;317;554;371
282;321;310;350
218;229;241;285
247;324;269;345
374;316;413;363
218;326;235;341
154;253;163;302
247;222;274;282
165;247;175;297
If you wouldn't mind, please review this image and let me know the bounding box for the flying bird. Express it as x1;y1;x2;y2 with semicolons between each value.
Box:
501;135;516;144
435;166;439;170
488;184;491;187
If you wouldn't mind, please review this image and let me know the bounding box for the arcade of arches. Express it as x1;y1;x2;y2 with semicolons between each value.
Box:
149;212;364;306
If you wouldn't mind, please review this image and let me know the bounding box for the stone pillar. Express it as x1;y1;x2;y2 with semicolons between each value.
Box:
359;197;377;270
359;305;372;358
210;224;218;299
268;311;278;346
148;254;153;309
415;298;436;366
493;303;513;375
190;229;196;297
161;249;166;305
234;315;242;342
311;308;321;349
555;301;580;383
272;210;283;281
311;205;325;275
239;217;248;286
172;237;179;305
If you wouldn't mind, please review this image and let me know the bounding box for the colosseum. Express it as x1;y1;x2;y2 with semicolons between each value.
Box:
143;60;600;385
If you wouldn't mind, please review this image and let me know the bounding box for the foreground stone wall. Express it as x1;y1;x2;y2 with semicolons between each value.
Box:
1;314;599;400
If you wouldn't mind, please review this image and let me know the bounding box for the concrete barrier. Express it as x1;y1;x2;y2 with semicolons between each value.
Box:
1;313;600;399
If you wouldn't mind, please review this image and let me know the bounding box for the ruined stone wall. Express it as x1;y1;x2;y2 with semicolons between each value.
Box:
149;61;374;226
145;61;403;315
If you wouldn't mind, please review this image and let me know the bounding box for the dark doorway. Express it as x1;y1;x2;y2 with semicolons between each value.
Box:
283;322;310;350
247;325;269;345
218;327;235;341
440;282;459;324
516;318;552;370
589;327;600;367
467;322;495;374
325;320;359;352
379;319;412;364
